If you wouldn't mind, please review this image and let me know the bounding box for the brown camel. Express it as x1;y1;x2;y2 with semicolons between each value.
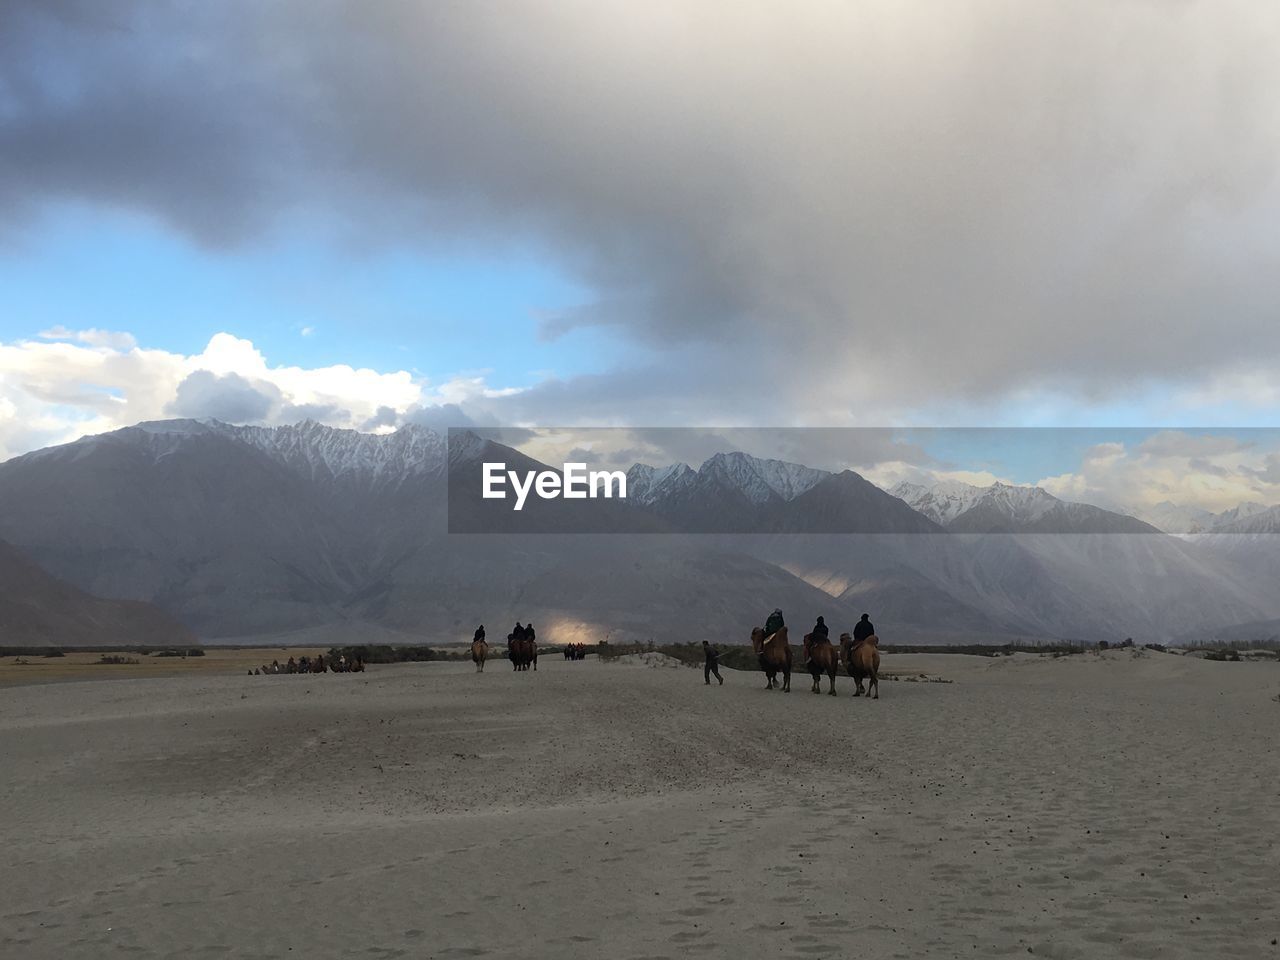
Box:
471;639;488;672
840;632;880;699
751;625;792;692
509;637;537;672
804;632;838;695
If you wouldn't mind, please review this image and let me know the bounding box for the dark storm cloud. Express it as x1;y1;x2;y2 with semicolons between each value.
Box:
6;1;1280;412
168;371;278;422
360;405;400;431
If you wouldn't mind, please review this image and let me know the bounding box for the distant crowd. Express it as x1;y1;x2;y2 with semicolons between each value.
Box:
253;654;365;675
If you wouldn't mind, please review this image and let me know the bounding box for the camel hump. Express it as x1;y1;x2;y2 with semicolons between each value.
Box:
866;634;879;646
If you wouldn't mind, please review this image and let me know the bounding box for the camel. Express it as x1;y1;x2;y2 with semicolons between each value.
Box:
471;638;488;672
804;632;838;695
508;636;537;672
840;632;880;699
750;625;792;692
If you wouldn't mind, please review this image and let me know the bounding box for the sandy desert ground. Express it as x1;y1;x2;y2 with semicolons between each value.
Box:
1;649;1277;960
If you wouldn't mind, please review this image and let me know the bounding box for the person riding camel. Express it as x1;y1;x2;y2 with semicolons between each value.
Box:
474;624;485;643
853;613;875;644
764;608;785;647
805;615;829;664
510;622;525;645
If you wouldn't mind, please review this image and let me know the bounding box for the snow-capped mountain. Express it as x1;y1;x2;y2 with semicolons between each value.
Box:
697;452;828;504
26;418;449;490
1136;500;1274;534
628;452;826;507
615;452;935;533
890;479;1159;533
1209;503;1280;534
165;419;446;488
221;420;446;487
1137;501;1216;534
888;479;989;526
625;462;698;505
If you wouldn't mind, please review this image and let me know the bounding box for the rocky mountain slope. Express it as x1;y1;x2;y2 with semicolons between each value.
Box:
0;538;193;646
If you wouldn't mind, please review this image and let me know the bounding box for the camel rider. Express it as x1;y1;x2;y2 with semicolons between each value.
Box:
805;615;829;664
510;622;525;646
853;613;875;643
474;625;485;643
764;608;785;640
526;623;536;644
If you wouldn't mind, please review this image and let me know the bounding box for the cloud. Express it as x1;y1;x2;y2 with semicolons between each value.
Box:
169;371;279;423
1137;430;1252;459
4;0;1280;419
38;326;138;350
0;329;495;461
1037;432;1280;513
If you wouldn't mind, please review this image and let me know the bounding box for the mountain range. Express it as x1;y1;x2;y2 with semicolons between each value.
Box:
1;419;1279;645
1135;500;1276;534
889;479;1159;533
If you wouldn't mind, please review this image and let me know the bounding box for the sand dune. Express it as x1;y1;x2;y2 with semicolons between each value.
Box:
1;651;1277;958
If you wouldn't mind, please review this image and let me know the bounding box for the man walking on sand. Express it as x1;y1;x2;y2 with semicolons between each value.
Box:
702;640;724;685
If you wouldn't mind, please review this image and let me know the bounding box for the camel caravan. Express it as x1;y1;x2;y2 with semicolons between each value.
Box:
466;608;880;698
468;622;539;671
754;609;880;699
506;622;538;671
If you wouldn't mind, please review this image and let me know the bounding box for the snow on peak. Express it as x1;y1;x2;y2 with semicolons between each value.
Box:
81;419;448;486
626;462;696;505
890;478;988;524
891;478;1061;525
697;451;828;504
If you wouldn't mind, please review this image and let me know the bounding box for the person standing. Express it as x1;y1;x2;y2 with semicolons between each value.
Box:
702;640;724;685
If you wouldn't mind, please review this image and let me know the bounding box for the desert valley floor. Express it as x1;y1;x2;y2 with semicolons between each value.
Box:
1;651;1277;959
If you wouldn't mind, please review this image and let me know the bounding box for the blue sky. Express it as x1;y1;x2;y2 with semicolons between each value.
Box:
0;205;616;388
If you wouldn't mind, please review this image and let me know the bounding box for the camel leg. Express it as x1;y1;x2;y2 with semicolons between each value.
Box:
827;671;837;695
870;669;879;699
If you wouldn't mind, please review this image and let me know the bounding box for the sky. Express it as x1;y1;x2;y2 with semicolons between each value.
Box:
2;1;1279;512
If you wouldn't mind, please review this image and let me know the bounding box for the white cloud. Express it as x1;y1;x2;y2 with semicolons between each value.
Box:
38;326;138;350
0;330;512;461
1037;433;1280;513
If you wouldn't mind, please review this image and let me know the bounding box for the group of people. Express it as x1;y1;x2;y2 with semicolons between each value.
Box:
254;654;365;675
698;608;879;685
486;622;536;646
563;643;588;661
773;607;876;663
